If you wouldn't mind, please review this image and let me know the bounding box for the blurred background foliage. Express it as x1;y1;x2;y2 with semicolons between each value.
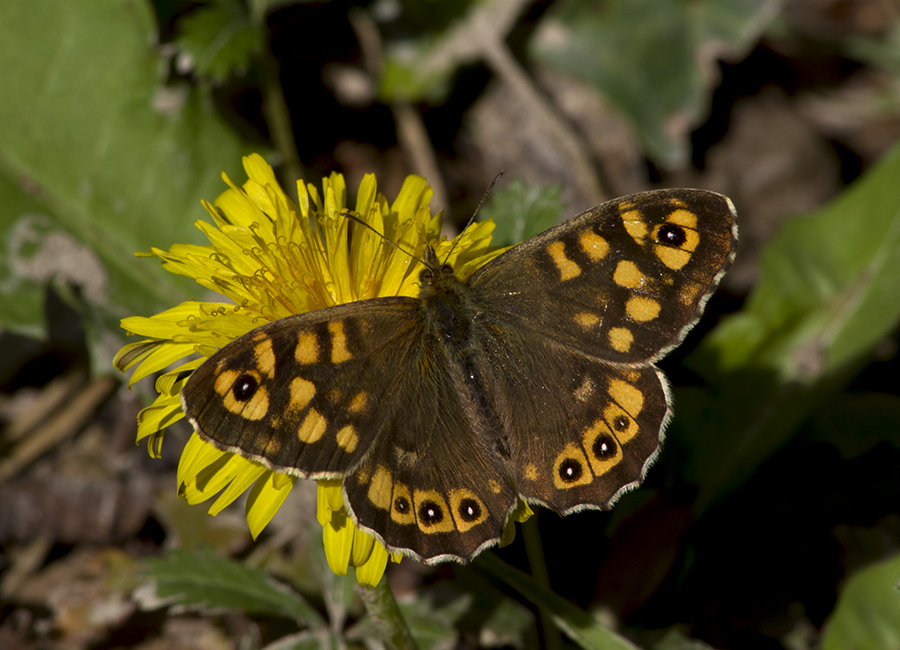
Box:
1;0;900;649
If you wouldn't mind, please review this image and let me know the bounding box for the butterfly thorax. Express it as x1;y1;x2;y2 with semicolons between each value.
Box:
417;247;507;456
418;254;476;350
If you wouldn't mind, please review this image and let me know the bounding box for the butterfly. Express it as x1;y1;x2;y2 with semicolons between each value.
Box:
182;188;738;564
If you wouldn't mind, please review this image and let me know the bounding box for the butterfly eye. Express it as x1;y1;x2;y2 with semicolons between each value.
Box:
557;458;584;484
418;500;445;525
657;223;687;247
457;498;482;522
232;373;260;401
592;433;617;460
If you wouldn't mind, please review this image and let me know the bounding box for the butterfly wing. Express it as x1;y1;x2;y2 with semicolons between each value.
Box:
182;299;425;477
468;188;736;511
472;324;670;512
341;333;518;563
469;189;737;364
182;298;517;562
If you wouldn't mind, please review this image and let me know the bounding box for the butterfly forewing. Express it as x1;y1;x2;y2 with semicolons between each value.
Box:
469;189;737;364
182;299;424;478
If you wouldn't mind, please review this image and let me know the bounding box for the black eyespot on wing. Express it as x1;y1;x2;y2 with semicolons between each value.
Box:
233;373;259;401
418;500;444;526
613;415;629;432
658;223;687;247
394;496;410;514
592;433;617;460
458;498;482;522
558;458;584;483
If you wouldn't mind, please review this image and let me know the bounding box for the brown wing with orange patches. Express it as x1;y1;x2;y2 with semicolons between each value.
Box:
471;319;669;514
182;298;423;479
469;189;737;364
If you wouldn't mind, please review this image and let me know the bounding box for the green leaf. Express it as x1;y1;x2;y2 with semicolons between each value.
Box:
478;178;564;248
347;591;471;650
380;50;453;104
476;554;639;650
845;26;900;74
0;0;253;356
264;631;342;650
176;0;261;82
401;594;471;650
0;172;65;337
479;597;534;648
821;553;900;650
678;140;900;507
142;548;325;628
531;0;778;165
375;0;494;104
706;142;900;377
654;629;716;650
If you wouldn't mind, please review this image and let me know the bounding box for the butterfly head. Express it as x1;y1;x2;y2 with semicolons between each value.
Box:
419;245;457;286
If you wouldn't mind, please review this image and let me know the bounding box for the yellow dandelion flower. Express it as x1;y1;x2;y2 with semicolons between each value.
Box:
114;154;524;585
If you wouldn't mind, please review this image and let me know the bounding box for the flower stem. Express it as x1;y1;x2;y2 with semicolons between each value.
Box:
355;578;418;650
522;517;564;650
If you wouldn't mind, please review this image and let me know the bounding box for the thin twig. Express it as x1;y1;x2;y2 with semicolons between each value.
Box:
392;100;450;217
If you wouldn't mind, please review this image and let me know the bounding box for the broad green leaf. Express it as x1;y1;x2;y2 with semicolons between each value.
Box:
821;553;900;650
477;554;639;650
176;0;261;82
531;0;779;165
678;140;900;507
478;178;565;247
0;171;64;337
143;548;325;628
0;0;253;352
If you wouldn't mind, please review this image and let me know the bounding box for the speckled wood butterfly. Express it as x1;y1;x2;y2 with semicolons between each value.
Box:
182;188;737;564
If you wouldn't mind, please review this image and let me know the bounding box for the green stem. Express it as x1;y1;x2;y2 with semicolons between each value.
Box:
355;578;418;650
477;553;640;650
522;518;564;650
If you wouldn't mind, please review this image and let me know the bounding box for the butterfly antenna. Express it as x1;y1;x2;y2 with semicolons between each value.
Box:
340;210;426;266
442;171;505;264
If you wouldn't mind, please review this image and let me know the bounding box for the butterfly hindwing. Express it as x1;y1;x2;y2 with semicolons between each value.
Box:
472;319;669;512
342;332;517;562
